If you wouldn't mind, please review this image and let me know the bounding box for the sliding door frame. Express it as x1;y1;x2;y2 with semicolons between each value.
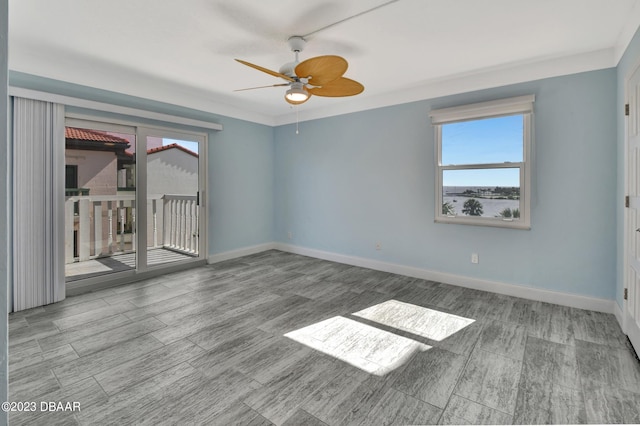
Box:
64;116;209;295
136;126;208;273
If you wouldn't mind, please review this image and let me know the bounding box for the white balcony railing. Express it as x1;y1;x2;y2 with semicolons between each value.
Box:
163;194;199;255
65;194;198;264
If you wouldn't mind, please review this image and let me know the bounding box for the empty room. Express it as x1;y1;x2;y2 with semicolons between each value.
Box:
2;0;640;425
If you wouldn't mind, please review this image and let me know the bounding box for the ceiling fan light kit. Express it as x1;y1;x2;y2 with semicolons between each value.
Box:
235;35;364;106
285;82;310;104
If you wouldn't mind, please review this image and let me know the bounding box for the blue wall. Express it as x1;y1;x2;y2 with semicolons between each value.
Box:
275;69;617;300
209;119;274;253
9;72;276;257
4;63;624;304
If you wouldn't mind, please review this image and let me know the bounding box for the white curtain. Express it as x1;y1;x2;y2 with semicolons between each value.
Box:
13;97;65;311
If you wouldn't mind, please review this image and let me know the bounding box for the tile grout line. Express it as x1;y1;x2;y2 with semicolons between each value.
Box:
510;334;531;424
454;393;514;417
437;320;485;425
573;339;592;423
98;349;204;398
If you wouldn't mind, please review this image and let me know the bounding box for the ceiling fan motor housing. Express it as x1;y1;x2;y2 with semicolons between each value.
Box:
279;62;297;77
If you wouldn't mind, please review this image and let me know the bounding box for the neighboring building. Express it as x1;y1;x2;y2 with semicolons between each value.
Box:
65;127;131;196
147;143;199;197
146;143;199;250
117;135;163;191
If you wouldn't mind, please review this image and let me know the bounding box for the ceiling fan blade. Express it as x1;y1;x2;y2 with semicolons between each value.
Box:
307;77;364;97
234;83;290;92
235;59;295;82
295;55;348;86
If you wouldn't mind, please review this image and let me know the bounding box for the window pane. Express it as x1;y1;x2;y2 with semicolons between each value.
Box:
442;169;520;219
64;126;137;282
146;136;200;267
442;115;523;165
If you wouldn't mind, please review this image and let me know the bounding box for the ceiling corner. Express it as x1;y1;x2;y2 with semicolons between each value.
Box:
614;1;640;63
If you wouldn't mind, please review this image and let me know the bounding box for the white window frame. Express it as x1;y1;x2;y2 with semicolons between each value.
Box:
430;95;534;229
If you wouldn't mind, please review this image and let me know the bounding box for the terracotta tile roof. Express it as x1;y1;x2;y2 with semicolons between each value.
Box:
65;127;130;144
147;143;199;158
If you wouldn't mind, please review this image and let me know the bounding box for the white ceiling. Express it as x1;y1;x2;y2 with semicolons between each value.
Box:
9;0;640;126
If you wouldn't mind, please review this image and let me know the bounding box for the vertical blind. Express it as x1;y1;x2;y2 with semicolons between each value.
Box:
13;97;65;311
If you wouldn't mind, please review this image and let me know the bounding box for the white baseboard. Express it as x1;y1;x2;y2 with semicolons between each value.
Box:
614;300;625;333
273;243;615;314
207;242;616;314
207;243;277;264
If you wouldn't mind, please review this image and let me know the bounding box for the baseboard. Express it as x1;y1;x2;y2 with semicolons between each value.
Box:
206;241;615;314
207;243;277;264
614;300;625;332
273;242;615;314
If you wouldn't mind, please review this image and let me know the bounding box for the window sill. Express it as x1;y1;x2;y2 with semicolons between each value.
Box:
435;216;531;230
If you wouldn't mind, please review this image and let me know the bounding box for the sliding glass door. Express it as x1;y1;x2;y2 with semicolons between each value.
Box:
138;128;205;269
64;121;138;282
64;120;206;283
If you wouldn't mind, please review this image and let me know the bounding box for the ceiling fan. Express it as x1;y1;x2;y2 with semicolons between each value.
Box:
235;36;364;105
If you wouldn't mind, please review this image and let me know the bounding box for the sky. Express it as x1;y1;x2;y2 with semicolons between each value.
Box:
442;114;522;187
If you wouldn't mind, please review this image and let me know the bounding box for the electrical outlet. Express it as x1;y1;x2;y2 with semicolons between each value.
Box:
287;231;293;240
375;242;382;250
471;253;479;264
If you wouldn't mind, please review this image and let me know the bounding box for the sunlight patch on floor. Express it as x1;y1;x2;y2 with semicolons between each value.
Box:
285;316;431;376
352;299;475;341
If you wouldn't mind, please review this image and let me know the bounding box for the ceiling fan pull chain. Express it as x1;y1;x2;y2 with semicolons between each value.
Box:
296;106;300;135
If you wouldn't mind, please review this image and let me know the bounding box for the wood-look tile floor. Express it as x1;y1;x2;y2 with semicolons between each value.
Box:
8;250;640;425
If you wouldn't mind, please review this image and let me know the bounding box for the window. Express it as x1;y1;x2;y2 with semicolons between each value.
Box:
65;165;78;190
430;95;534;229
